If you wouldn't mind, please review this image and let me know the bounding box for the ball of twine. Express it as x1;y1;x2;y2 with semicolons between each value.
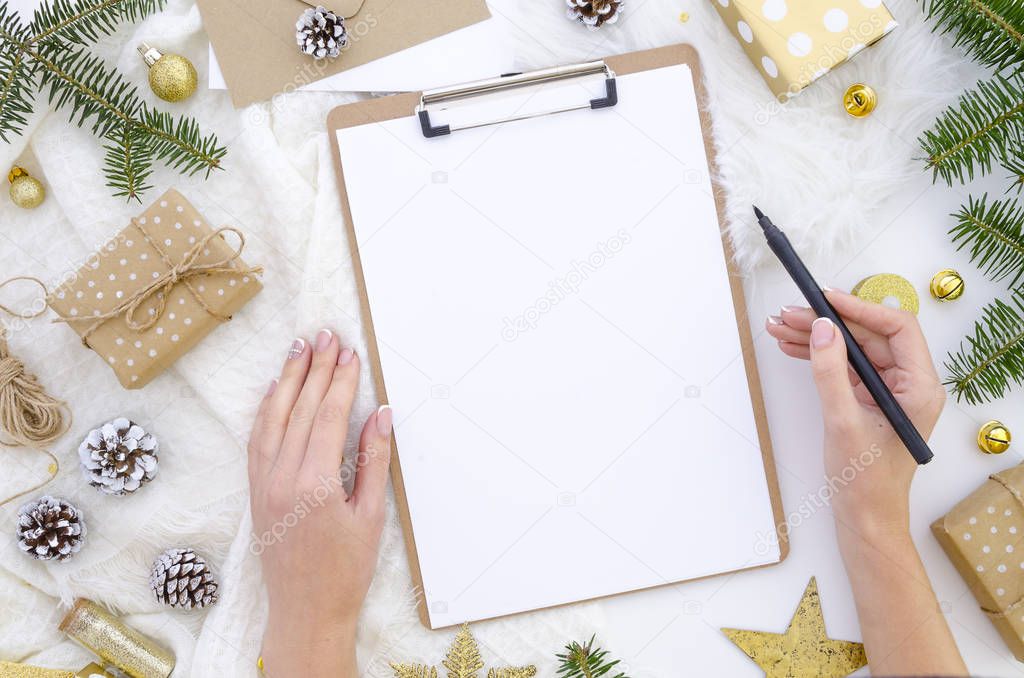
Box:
0;328;68;447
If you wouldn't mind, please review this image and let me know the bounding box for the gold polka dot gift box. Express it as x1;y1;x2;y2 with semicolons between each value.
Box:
932;464;1024;661
47;189;263;389
710;0;898;101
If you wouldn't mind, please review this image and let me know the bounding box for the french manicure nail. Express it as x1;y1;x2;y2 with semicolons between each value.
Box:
767;315;784;326
780;305;801;313
266;379;278;396
811;317;836;348
315;329;333;352
376;405;393;436
287;338;305;360
338;347;354;365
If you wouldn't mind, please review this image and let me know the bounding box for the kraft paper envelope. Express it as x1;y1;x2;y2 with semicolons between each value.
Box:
196;0;491;107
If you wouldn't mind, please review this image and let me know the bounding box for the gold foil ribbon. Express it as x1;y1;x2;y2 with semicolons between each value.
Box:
59;599;175;678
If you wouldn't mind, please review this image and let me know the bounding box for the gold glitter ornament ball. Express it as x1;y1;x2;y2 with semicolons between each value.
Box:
844;83;877;118
851;273;919;315
930;268;965;301
138;43;197;102
978;420;1011;454
8;166;44;209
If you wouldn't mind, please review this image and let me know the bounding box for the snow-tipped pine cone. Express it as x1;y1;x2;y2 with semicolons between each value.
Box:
566;0;623;29
78;418;158;496
150;548;219;609
295;6;348;59
16;496;86;561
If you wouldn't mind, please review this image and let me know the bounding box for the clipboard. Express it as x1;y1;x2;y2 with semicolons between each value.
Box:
327;44;788;629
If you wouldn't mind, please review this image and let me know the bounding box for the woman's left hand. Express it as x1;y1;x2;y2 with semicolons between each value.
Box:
247;329;393;677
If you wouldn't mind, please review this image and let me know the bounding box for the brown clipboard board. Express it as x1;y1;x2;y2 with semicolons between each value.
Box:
327;44;789;629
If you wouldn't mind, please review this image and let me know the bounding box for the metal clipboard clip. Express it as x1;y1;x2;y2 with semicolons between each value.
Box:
416;60;618;138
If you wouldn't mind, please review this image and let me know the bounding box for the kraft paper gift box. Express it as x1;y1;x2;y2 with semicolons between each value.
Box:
47;189;262;389
711;0;899;101
932;464;1024;662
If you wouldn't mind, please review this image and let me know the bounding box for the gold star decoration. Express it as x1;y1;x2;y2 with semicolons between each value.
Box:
721;577;867;678
391;624;537;678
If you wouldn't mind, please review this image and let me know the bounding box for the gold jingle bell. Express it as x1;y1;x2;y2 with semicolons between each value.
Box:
851;273;919;315
844;83;877;118
978;420;1011;454
138;42;197;102
7;166;45;209
930;268;965;301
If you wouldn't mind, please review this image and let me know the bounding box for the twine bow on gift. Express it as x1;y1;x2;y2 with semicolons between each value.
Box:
55;219;263;346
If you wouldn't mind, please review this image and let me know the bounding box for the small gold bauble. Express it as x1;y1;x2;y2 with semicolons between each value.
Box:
978;420;1011;454
851;273;919;315
930;268;965;301
844;83;877;118
139;43;197;102
7;166;45;209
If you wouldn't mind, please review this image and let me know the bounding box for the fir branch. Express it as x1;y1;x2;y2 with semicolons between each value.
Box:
34;41;141;136
103;119;152;201
919;71;1024;185
950;194;1024;286
556;636;628;678
920;0;1024;71
944;290;1024;403
29;0;163;46
0;3;33;140
1003;147;1024;192
138;104;225;177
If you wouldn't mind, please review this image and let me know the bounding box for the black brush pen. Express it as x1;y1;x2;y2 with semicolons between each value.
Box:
754;206;934;465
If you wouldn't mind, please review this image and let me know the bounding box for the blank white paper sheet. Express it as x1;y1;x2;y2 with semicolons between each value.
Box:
336;63;781;628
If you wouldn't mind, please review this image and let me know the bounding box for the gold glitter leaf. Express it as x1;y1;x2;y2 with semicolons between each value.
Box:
721;577;867;678
390;664;438;678
487;668;537;678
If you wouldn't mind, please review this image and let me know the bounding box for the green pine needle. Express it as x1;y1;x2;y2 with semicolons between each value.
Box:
919;70;1024;186
1003;147;1024;192
950;194;1024;287
945;290;1024;404
0;0;226;201
556;636;628;678
920;0;1024;71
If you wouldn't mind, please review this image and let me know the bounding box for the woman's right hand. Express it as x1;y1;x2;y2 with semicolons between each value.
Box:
765;290;945;534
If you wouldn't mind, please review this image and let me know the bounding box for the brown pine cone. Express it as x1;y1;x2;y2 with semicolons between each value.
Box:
16;496;86;561
150;548;219;609
566;0;623;29
78;418;159;496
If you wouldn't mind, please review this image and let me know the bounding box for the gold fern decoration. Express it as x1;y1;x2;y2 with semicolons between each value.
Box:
390;624;536;678
390;664;438;678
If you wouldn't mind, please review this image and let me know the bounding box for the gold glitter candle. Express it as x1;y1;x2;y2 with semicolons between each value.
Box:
59;599;175;678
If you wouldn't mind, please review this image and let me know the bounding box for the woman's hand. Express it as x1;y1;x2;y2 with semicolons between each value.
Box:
247;329;393;678
766;290;966;676
765;290;944;534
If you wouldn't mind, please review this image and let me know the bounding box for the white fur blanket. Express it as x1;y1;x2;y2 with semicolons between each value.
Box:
0;0;979;674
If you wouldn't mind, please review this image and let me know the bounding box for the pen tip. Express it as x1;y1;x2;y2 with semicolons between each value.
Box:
753;205;765;220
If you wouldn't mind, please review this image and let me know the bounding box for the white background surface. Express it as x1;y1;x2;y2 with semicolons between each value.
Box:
337;65;780;629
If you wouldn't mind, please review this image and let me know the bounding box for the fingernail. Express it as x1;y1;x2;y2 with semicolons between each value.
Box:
376;405;393;436
780;305;801;313
338;347;354;365
767;315;784;326
266;379;278;396
811;317;835;348
822;285;842;293
287;338;305;360
315;329;333;352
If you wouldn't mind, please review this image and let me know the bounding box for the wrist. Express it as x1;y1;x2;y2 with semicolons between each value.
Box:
262;608;358;676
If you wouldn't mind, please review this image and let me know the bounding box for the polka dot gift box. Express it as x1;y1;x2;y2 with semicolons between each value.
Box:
710;0;898;101
932;464;1024;662
47;189;263;389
